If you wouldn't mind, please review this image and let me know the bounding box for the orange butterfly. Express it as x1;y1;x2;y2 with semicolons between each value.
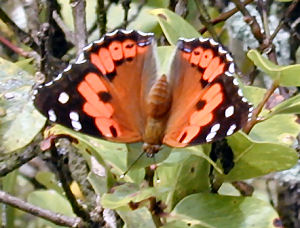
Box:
33;30;253;156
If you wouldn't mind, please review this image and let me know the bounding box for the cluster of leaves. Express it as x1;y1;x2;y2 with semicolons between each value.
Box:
0;0;300;228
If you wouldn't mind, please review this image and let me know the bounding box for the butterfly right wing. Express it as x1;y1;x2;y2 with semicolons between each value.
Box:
33;30;158;143
163;38;253;147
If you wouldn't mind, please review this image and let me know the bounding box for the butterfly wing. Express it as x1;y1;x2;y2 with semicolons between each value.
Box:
34;30;158;143
163;38;253;147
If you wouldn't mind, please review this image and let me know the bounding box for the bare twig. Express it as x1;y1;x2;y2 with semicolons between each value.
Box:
195;0;219;41
199;0;254;34
50;141;92;222
0;7;40;53
121;0;131;28
97;0;107;36
52;10;76;44
115;0;146;30
70;0;87;53
0;35;31;57
231;0;265;44
0;190;85;227
0;134;43;177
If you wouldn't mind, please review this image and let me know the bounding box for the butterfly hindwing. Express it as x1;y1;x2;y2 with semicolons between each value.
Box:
163;38;253;147
34;30;158;143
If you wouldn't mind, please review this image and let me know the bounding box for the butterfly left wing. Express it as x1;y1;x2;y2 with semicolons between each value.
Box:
163;38;253;147
33;30;157;143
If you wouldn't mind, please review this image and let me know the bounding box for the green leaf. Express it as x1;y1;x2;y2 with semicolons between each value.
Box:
101;183;170;209
157;152;210;209
247;49;300;86
157;46;176;75
225;132;298;181
106;0;169;35
47;125;146;184
241;85;266;107
2;171;18;228
87;172;108;195
117;207;156;228
35;171;64;195
150;8;200;45
27;190;75;228
250;114;300;145
170;193;279;228
0;57;46;153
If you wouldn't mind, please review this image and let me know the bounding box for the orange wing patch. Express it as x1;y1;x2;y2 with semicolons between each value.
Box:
176;83;224;144
108;41;123;61
203;57;225;82
77;73;120;138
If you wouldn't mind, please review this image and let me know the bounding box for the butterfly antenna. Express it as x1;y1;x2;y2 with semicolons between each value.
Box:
152;156;161;184
121;151;146;178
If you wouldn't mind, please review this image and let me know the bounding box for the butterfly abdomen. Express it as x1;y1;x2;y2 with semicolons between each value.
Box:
143;75;172;152
146;74;171;118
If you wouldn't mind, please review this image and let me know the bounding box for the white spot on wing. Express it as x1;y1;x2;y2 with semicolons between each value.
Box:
209;39;218;46
137;31;154;36
233;78;239;86
106;30;118;37
225;71;233;77
206;131;217;142
71;120;82;131
249;107;254;112
225;106;234;118
226;53;233;61
33;90;38;95
64;64;72;72
76;53;86;64
54;73;63;81
226;124;237;136
58;92;69;104
211;123;220;133
121;29;133;34
218;46;227;54
228;63;235;73
45;81;53;87
83;43;93;50
242;97;248;102
69;111;79;121
179;37;195;42
48;109;57;122
238;89;243;97
199;37;209;42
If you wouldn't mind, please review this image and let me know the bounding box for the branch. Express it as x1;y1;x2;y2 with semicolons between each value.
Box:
52;10;76;44
0;134;43;177
195;0;219;41
70;0;87;54
199;0;254;34
121;0;131;29
115;0;146;30
231;0;265;44
0;35;31;58
0;190;85;227
97;0;107;36
0;7;40;53
50;140;92;222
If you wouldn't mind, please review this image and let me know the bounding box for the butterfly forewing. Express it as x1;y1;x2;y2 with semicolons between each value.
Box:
34;30;158;143
163;38;252;147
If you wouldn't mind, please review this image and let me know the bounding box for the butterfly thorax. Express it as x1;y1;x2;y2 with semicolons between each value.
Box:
143;75;171;156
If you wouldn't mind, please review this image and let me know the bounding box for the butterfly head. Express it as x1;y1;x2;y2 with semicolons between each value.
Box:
142;143;161;157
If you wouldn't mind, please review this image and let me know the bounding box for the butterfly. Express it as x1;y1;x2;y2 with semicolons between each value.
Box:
33;30;253;156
